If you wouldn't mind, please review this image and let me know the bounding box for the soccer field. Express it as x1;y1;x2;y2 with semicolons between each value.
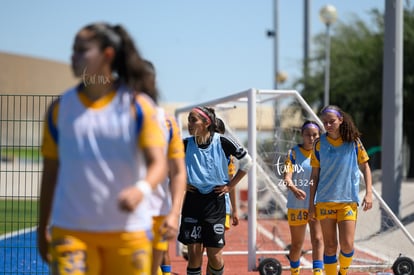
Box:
0;229;49;274
0;199;38;234
0;199;49;274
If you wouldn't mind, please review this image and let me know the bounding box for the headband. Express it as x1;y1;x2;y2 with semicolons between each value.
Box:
302;122;320;131
192;107;211;124
322;108;342;118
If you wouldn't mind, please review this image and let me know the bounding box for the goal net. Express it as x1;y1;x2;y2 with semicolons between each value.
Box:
174;88;414;273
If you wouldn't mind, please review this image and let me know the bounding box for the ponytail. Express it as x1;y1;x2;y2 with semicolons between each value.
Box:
112;25;158;102
82;23;158;102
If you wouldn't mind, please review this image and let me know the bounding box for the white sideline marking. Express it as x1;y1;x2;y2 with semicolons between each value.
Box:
0;226;37;241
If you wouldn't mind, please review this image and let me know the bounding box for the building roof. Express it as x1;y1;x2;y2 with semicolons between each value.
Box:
0;52;277;131
0;52;77;95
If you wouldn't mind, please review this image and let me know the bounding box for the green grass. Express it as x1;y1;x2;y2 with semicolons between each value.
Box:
0;199;39;234
0;147;41;162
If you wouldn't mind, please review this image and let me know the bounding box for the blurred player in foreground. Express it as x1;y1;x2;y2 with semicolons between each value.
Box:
38;22;167;275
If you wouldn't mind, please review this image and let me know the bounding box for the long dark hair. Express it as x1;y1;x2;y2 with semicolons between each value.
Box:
81;23;158;101
215;117;226;134
320;105;361;142
142;59;158;103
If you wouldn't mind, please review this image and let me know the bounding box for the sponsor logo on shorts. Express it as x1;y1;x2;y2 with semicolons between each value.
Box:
319;208;337;215
184;217;198;223
213;224;225;234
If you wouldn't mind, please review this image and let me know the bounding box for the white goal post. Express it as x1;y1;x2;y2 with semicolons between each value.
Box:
174;88;323;270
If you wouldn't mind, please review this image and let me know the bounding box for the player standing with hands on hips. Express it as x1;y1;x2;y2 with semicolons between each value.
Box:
308;105;373;275
178;106;252;275
37;22;167;275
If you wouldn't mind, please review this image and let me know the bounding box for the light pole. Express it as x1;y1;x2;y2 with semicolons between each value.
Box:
304;0;311;93
319;4;337;107
266;0;279;90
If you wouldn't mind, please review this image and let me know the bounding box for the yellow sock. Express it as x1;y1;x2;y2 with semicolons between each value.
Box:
324;263;337;275
160;264;171;275
313;268;322;275
324;254;338;275
290;267;300;274
339;250;353;275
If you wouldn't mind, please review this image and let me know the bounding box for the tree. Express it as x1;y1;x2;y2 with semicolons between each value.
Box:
295;6;414;177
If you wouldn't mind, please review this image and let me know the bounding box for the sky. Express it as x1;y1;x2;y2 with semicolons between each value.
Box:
0;0;383;104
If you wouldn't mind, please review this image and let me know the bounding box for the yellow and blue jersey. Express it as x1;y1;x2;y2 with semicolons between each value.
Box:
165;114;185;160
150;112;185;216
42;85;166;232
225;156;236;215
310;134;369;168
285;145;312;209
310;134;369;204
